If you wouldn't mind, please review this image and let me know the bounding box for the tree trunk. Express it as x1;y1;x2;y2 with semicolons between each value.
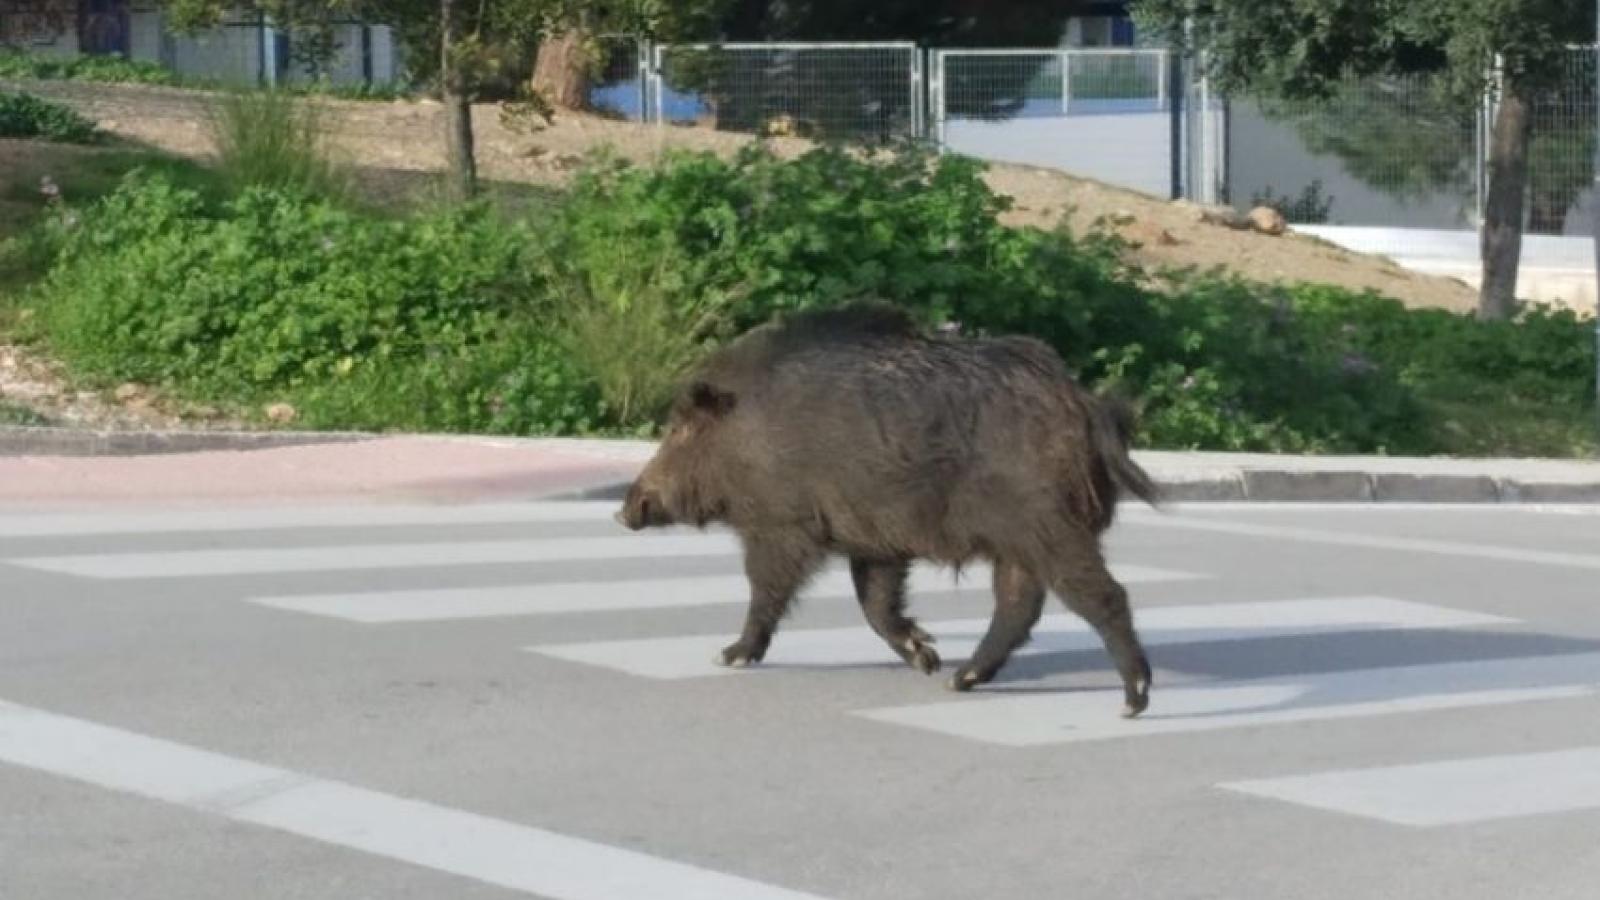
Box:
531;28;592;111
439;0;476;199
1479;77;1533;321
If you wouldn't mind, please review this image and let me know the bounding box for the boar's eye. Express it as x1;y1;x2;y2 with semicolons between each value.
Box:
689;381;736;418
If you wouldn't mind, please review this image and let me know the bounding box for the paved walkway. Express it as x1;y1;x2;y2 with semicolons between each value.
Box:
2;432;1599;507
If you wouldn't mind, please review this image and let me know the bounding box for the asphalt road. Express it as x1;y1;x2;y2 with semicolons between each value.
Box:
3;501;1599;899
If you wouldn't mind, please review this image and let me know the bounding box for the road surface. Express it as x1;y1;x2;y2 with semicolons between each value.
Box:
3;501;1599;899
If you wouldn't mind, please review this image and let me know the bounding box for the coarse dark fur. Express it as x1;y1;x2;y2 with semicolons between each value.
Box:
618;302;1162;717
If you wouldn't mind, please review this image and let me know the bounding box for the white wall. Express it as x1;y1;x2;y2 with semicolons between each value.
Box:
943;110;1175;198
128;10;163;63
1299;225;1599;312
1226;99;1475;229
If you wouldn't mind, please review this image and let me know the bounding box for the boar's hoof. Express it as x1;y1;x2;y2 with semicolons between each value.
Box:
1122;679;1152;719
716;642;765;668
902;637;941;675
944;667;986;692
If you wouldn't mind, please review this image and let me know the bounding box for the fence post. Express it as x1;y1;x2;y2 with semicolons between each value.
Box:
1157;50;1168;111
1198;58;1213;204
1591;35;1600;432
258;13;278;88
650;42;665;129
1062;51;1072;115
911;46;925;139
1168;48;1184;199
637;38;652;123
929;50;946;151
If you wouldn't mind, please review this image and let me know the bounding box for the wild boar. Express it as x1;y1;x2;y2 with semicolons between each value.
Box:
617;303;1161;717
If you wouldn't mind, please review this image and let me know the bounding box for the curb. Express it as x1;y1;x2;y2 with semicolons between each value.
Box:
0;427;376;457
552;474;1600;505
1145;471;1600;504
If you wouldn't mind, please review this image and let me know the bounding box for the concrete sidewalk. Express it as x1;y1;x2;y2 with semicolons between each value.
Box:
2;428;1599;507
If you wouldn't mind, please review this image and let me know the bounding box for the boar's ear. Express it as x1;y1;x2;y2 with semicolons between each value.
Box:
689;381;737;419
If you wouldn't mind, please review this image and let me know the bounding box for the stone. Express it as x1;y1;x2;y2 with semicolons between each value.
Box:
1248;205;1289;236
264;402;297;424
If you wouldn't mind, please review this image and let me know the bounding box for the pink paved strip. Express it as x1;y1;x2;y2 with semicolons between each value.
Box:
0;438;643;508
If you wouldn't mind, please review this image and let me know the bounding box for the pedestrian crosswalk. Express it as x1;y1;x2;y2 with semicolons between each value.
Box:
4;500;1598;831
526;596;1508;680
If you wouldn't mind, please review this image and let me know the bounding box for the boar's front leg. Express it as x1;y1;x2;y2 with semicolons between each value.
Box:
849;557;940;675
718;531;824;668
948;560;1045;692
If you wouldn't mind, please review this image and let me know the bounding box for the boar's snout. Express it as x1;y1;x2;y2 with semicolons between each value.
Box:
617;481;672;531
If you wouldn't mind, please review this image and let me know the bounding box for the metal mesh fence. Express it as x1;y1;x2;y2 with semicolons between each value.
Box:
649;42;920;142
931;48;1175;197
588;35;646;121
163;19;265;86
1526;47;1597;236
1066;50;1167;110
1224;73;1479;228
277;24;401;88
935;49;1167;121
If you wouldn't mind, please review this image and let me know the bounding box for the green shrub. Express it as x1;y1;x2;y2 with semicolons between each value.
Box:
0;49;413;99
0;92;100;143
548;237;728;426
207;89;346;199
0;399;50;427
0;50;180;85
559;145;1016;330
287;324;603;435
20;149;1594;455
33;173;592;432
553;145;1445;453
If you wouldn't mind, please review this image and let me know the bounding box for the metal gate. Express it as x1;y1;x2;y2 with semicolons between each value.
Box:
928;47;1188;199
642;41;924;143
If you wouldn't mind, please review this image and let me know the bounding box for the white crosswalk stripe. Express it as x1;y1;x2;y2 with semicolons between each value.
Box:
853;653;1598;747
246;562;1200;623
0;699;830;900
1219;746;1600;826
9;533;741;579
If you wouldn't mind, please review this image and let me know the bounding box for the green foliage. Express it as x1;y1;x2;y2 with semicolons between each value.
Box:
546;236;728;427
0;91;100;143
0;49;180;85
14;148;1594;455
1133;0;1592;102
207;89;347;199
0;48;412;98
554;145;1592;454
559;145;1024;330
0;399;50;427
30;172;605;432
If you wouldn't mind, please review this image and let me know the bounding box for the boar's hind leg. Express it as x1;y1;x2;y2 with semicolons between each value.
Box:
948;560;1045;692
1050;534;1153;719
719;533;824;668
850;558;940;675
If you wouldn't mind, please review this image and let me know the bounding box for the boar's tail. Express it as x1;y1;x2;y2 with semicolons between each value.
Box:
1089;390;1161;512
